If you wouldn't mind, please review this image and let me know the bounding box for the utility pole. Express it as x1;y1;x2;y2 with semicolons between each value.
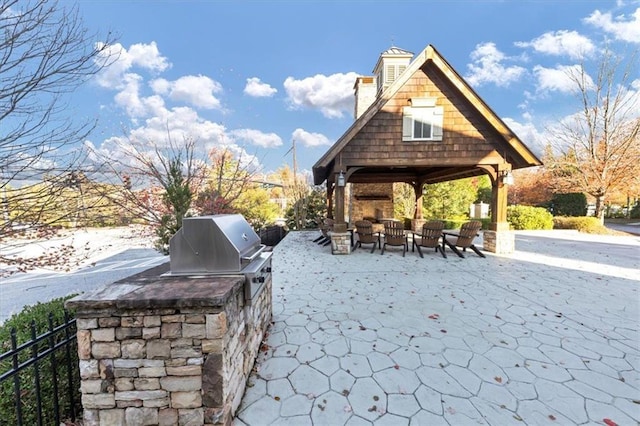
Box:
291;138;297;184
286;139;306;229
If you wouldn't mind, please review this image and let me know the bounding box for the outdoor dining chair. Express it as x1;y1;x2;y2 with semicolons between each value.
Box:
381;220;408;256
353;220;380;253
442;220;485;258
412;220;446;258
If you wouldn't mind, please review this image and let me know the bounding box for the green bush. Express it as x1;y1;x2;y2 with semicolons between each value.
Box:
553;216;607;233
551;193;587;217
507;205;553;230
631;201;640;219
0;296;80;425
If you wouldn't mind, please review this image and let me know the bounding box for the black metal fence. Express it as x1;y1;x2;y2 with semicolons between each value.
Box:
0;312;80;426
259;225;288;247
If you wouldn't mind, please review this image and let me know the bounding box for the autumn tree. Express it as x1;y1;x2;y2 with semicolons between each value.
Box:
233;187;280;229
193;147;260;215
0;0;116;237
510;167;554;206
273;165;314;229
545;48;640;223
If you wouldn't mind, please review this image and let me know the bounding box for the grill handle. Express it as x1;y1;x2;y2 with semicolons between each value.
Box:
241;244;266;262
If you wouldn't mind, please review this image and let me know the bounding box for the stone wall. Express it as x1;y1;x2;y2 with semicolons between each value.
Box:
67;264;272;426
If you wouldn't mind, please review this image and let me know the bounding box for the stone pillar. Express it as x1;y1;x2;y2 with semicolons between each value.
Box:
487;171;515;254
330;231;351;255
66;263;272;426
411;219;426;232
484;222;514;254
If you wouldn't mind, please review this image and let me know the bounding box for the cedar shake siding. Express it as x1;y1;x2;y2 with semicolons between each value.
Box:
341;64;505;169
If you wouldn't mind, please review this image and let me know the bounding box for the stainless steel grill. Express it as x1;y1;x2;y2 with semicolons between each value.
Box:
168;214;272;303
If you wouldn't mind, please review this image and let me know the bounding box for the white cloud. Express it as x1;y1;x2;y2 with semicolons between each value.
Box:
244;77;277;97
228;129;283;148
465;42;526;87
284;72;359;118
151;75;223;109
113;73;145;117
503;118;547;158
128;42;171;72
584;7;640;43
292;128;332;147
128;107;226;149
95;41;171;90
533;64;592;94
87;101;270;174
514;30;596;60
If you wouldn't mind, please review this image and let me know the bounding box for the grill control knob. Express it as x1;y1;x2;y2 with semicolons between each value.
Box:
257;277;265;283
262;267;272;273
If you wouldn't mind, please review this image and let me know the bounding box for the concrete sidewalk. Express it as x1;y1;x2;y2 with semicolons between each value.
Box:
235;230;639;425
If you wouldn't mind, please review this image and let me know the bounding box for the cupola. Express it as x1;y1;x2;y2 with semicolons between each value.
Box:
372;46;414;95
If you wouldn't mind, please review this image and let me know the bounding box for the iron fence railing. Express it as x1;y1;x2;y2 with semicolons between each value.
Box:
0;312;80;426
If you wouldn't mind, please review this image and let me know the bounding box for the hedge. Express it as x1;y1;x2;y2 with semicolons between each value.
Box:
507;205;553;230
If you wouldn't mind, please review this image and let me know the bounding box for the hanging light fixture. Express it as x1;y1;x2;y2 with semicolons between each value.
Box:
501;170;514;185
337;170;346;187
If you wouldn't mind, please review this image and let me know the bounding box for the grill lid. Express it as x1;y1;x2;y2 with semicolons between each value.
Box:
169;214;265;275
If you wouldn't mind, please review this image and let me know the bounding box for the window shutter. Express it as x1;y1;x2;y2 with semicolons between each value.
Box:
432;106;444;140
402;107;413;140
398;65;407;76
385;65;395;84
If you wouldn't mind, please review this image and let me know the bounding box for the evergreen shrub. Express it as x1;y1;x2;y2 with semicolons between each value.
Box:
507;205;553;230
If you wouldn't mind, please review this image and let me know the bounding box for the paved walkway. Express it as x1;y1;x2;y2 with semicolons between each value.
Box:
235;230;640;425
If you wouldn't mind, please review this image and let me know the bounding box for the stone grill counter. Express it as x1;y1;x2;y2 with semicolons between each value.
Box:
66;262;272;426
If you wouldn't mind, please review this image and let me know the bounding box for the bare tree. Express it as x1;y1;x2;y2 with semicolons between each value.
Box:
547;48;640;223
88;129;207;252
0;0;116;237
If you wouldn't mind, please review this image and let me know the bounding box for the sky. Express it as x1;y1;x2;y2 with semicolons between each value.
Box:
71;0;640;179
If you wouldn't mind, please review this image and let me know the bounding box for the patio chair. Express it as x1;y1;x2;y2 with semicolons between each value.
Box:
317;218;334;246
413;220;446;258
353;220;380;253
381;220;408;256
442;220;485;258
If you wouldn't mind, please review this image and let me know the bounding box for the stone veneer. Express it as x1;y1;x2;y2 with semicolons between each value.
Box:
65;263;272;426
483;230;515;254
330;231;351;255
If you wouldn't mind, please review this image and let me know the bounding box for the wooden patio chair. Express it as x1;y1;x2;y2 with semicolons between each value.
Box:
442;220;485;258
313;218;334;246
412;220;446;258
381;220;408;256
353;220;380;253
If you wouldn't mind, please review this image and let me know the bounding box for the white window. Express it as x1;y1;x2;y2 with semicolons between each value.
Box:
402;99;443;141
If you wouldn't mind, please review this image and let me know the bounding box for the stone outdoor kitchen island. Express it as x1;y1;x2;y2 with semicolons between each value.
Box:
66;262;272;426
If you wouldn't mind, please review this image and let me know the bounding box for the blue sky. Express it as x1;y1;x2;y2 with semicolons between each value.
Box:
74;0;640;178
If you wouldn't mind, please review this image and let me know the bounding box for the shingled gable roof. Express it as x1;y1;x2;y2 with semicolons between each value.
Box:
312;44;542;185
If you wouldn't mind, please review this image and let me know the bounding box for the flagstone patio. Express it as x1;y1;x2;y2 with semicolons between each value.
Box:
234;230;640;425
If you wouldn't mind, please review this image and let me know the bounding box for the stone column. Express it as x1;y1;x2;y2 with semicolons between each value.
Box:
487;178;515;254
